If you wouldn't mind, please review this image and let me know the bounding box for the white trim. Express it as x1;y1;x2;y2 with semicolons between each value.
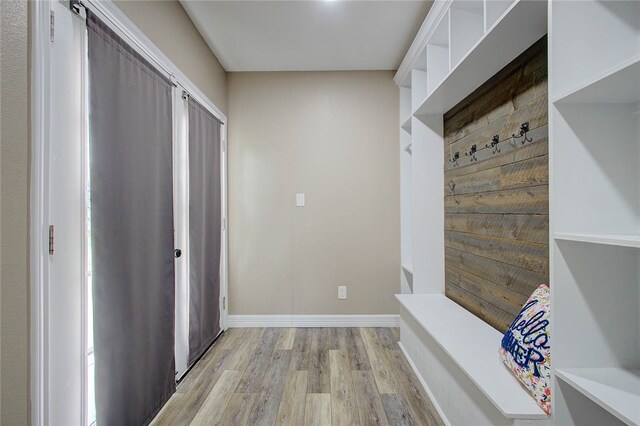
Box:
228;315;400;328
398;341;451;426
31;2;51;425
80;20;90;426
219;122;229;331
394;0;452;87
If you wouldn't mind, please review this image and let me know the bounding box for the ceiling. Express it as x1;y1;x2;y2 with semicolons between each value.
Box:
180;0;433;72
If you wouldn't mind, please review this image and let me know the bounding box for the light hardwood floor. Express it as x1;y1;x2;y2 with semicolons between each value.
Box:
151;328;444;426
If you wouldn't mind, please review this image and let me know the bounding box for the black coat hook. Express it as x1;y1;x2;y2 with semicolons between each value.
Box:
512;122;532;146
465;145;477;162
486;135;500;154
449;151;460;167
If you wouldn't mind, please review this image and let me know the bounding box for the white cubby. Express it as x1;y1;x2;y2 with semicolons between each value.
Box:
426;12;450;95
550;0;640;100
400;86;412;134
552;102;639;238
400;86;411;122
555;368;639;426
552;241;639;369
554;54;640;105
449;0;484;68
552;240;640;425
485;0;515;31
411;50;429;113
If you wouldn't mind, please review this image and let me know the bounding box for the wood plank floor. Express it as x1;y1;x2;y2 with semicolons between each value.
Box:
151;328;444;426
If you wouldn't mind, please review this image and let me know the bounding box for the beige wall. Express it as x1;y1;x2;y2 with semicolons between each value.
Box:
1;0;30;424
228;71;400;315
115;0;228;114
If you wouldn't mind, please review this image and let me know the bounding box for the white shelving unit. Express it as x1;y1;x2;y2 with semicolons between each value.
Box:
397;0;640;424
397;0;547;298
396;0;548;295
394;1;549;424
550;1;640;425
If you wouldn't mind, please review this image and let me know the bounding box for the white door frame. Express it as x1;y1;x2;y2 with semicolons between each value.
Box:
30;1;229;423
30;2;52;424
173;86;191;380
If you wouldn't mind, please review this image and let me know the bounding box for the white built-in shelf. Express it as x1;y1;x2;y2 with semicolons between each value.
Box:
554;233;640;249
401;264;413;275
555;368;640;426
553;54;640;105
414;0;546;116
401;116;412;134
395;294;548;420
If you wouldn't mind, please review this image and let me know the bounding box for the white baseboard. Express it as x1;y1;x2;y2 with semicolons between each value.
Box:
228;314;400;328
398;341;451;426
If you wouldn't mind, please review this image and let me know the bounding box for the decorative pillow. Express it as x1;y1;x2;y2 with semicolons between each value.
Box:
499;284;551;415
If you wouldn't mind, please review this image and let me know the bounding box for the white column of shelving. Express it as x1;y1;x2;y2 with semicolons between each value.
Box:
550;1;640;425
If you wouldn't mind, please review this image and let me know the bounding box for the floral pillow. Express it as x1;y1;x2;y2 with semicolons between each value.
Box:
499;284;551;415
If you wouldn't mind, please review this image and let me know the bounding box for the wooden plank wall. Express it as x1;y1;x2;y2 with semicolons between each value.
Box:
443;37;548;332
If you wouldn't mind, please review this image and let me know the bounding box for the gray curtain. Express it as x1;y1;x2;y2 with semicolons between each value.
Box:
188;98;222;365
87;12;175;426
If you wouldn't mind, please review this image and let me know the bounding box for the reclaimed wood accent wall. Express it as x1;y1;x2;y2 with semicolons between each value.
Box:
443;37;548;332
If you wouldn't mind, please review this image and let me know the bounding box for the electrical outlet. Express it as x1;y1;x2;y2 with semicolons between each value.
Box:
338;285;347;300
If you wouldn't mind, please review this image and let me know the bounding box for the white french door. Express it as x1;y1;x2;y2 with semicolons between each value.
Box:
46;1;88;424
35;1;228;423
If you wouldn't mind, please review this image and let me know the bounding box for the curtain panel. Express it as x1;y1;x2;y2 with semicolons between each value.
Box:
187;98;222;365
87;11;176;425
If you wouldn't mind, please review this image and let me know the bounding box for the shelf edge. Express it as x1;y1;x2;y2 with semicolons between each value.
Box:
553;233;640;249
552;53;640;105
555;368;640;426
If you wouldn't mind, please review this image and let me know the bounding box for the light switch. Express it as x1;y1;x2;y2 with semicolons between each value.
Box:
338;286;347;300
296;193;305;207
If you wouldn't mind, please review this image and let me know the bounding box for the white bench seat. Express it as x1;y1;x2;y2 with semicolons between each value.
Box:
396;294;548;423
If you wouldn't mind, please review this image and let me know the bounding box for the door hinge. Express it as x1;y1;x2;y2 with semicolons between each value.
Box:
222;218;227;231
48;225;55;255
50;10;55;43
223;297;226;310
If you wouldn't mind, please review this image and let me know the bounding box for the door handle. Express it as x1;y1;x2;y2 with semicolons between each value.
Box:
174;249;182;258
